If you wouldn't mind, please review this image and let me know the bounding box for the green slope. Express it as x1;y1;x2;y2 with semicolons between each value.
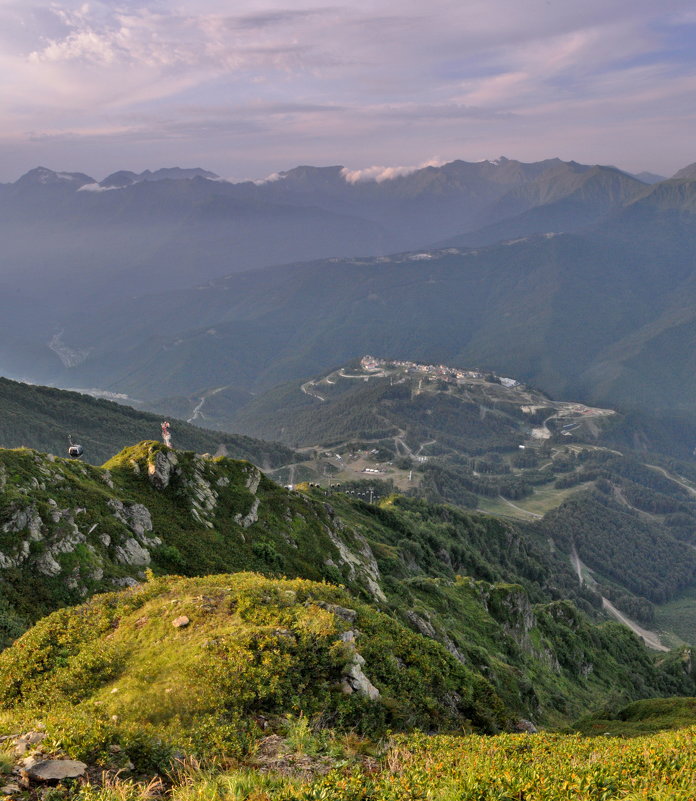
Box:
0;440;694;735
0;376;297;467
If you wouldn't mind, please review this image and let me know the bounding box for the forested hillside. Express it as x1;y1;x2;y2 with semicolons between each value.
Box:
0;377;296;467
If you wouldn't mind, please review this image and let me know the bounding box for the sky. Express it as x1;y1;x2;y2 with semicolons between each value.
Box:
0;0;695;182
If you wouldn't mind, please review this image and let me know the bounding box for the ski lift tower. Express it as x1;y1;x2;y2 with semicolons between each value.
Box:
161;421;172;448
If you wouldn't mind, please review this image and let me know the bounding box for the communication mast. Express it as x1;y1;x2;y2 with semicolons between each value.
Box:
161;421;172;448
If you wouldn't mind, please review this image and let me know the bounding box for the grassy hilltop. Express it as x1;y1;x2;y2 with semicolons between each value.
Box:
0;442;695;726
0;440;695;798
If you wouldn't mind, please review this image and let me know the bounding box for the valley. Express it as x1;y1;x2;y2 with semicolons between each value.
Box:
2;157;696;798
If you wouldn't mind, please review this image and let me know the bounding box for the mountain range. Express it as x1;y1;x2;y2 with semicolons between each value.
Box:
0;156;650;382
4;155;696;445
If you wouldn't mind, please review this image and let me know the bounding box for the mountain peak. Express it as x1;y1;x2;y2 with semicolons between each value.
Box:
15;167;95;188
671;162;696;180
99;167;220;188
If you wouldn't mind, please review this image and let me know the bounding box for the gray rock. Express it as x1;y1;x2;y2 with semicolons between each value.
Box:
148;450;178;490
406;610;438;639
172;616;190;628
338;635;380;700
35;552;61;577
2;505;43;540
315;602;357;623
343;652;380;700
326;527;386;603
23;759;87;783
112;577;139;588
1;784;20;794
245;466;262;495
108;500;153;539
514;719;538;733
13;731;45;756
113;537;150;567
234;497;260;529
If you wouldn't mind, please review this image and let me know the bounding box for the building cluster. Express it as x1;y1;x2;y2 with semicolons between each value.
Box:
360;355;519;387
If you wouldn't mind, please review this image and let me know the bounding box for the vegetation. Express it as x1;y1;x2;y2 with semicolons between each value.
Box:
0;377;298;467
572;697;696;737
1;440;695;730
0;572;504;769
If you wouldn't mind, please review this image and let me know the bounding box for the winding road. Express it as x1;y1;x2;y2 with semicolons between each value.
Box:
570;546;668;652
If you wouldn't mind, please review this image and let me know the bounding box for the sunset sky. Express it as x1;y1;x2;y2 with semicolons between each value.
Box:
1;0;695;181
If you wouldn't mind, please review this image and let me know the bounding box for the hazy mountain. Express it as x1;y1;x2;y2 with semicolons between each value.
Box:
439;164;645;247
2;156;693;421
671;162;696;180
631;170;667;184
99;167;220;187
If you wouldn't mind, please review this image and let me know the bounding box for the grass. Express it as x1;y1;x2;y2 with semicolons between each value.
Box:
475;484;591;520
0;572;507;771
67;727;696;801
655;585;696;646
572;697;696;737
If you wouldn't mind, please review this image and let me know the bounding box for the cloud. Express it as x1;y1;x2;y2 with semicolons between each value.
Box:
0;0;695;178
341;159;444;183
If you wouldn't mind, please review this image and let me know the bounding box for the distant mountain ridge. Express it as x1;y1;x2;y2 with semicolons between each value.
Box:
4;155;696;424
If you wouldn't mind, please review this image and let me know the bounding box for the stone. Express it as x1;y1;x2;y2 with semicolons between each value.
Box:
112;577;139;588
148;450;178;490
34;552;61;577
0;785;20;794
173;616;190;628
343;655;380;701
234;498;260;529
406;610;438;639
316;602;357;623
113;537;150;567
514;719;538;733
13;731;45;755
244;466;262;495
108;500;153;539
339;637;380;700
23;759;87;783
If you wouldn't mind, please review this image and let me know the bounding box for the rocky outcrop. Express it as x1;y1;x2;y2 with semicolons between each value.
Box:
339;630;380;700
113;537;151;567
2;505;43;540
108;500;152;537
22;759;87;784
235;497;260;529
326;526;386;603
148;449;178;490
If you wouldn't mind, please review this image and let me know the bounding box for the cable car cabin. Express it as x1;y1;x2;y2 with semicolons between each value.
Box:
68;444;84;459
67;435;84;459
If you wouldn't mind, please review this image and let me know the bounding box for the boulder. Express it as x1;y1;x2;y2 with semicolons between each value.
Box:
173;616;190;628
23;759;87;784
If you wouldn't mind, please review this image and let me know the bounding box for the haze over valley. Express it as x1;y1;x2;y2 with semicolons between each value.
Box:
4;1;696;796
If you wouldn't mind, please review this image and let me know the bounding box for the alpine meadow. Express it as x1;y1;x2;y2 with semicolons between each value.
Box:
3;2;696;800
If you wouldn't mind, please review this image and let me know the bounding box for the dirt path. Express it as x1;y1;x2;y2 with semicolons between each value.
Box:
187;386;227;423
570;546;667;651
645;464;696;498
300;380;326;402
415;439;436;456
601;598;669;652
499;496;542;519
